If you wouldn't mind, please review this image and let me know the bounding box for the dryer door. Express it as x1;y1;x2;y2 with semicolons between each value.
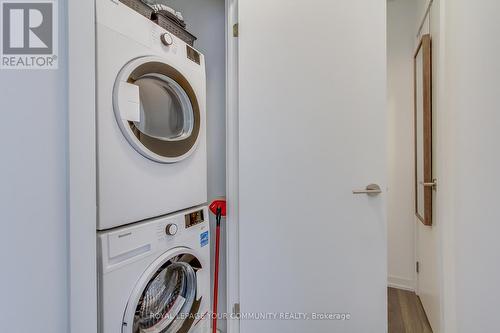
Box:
114;57;202;163
123;248;206;333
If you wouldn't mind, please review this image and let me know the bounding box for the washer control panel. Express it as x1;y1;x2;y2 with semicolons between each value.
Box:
185;209;205;229
153;207;208;242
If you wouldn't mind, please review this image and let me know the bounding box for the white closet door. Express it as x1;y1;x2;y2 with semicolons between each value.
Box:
237;1;387;332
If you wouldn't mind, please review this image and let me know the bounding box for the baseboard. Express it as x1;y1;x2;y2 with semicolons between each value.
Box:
388;276;415;292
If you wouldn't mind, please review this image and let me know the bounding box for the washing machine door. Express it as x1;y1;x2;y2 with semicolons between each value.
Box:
114;56;201;163
123;248;205;333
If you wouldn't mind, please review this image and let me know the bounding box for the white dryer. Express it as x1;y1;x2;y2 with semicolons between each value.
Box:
98;206;211;333
96;0;207;230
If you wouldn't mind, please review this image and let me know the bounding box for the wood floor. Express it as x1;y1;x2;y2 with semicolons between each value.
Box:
388;288;433;333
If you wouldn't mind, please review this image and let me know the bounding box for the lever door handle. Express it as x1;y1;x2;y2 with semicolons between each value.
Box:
353;184;382;196
419;179;438;190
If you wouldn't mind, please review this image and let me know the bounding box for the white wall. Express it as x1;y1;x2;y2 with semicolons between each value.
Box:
387;0;418;291
0;2;69;333
161;1;228;331
444;0;500;331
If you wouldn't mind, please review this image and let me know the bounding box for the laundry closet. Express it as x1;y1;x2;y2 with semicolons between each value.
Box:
94;0;230;332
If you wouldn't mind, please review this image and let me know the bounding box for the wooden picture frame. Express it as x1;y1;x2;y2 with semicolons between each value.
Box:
414;34;433;226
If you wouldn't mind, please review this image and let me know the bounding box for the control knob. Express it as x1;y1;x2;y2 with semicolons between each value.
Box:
161;33;173;46
165;223;178;236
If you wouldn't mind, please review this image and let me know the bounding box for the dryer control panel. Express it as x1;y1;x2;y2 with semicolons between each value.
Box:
186;45;201;65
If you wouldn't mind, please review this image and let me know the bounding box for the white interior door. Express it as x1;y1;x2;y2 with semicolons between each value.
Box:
414;3;443;330
237;1;387;332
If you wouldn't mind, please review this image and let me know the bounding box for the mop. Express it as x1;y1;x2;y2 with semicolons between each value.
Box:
209;199;227;333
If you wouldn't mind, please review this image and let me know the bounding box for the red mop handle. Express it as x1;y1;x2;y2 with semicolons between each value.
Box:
210;199;226;333
213;220;221;333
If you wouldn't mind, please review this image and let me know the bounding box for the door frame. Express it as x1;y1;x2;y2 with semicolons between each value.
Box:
68;0;97;333
225;0;240;333
68;1;239;332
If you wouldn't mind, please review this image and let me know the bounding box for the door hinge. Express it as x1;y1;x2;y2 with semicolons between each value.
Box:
233;303;241;317
416;261;420;274
233;23;239;37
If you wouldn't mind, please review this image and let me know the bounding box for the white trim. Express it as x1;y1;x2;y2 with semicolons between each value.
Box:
225;0;239;332
388;276;416;292
436;1;456;332
68;0;97;332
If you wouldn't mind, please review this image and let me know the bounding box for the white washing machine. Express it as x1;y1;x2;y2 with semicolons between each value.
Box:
96;0;207;230
98;206;211;333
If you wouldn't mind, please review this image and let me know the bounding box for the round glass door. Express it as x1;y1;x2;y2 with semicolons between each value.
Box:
114;58;202;163
134;74;194;142
125;253;203;333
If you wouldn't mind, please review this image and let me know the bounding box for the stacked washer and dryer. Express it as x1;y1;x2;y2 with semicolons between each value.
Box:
96;1;210;332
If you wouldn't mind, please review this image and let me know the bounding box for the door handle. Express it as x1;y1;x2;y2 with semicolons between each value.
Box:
352;184;382;196
419;179;438;190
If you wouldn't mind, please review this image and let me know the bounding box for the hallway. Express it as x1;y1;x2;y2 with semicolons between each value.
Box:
388;288;433;333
